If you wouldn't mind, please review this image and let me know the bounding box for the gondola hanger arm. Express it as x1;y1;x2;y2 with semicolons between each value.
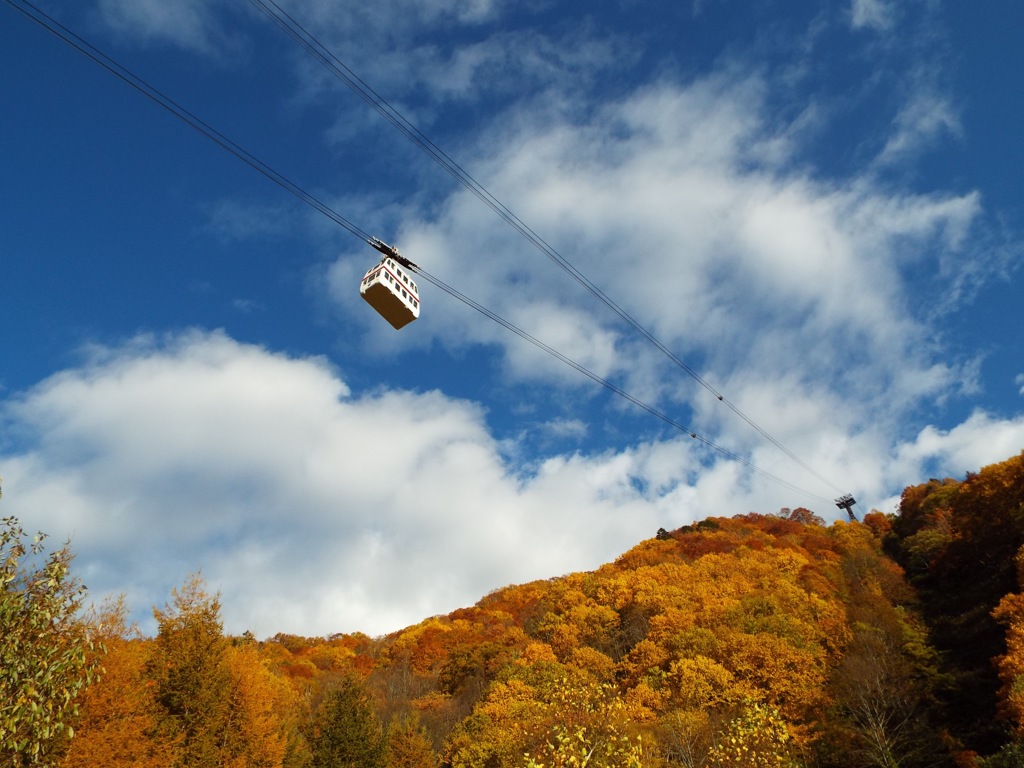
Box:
368;236;418;271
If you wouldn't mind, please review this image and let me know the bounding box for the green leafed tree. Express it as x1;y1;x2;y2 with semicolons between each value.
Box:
310;673;387;768
0;515;101;767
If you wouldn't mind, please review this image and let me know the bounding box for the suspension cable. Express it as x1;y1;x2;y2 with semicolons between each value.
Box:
245;0;843;494
3;0;374;245
4;0;834;504
415;264;834;502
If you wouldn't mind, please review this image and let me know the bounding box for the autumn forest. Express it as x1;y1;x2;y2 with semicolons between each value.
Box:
4;450;1024;767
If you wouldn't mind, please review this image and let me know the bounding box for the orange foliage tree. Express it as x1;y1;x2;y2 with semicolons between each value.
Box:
58;598;176;768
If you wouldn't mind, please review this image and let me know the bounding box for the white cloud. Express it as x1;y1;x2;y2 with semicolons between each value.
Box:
326;68;982;427
286;0;502;35
91;0;619;118
0;331;679;637
3;331;1022;638
95;0;245;57
893;411;1024;481
316;53;1006;540
1018;373;1024;396
850;0;896;32
877;88;962;166
539;418;588;441
24;0;1019;639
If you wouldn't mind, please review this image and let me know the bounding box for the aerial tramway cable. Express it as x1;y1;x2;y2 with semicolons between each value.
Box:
4;0;836;505
1;0;375;247
414;267;832;499
244;0;844;495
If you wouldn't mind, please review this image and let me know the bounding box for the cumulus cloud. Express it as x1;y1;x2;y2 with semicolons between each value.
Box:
2;331;1021;637
894;411;1024;481
0;331;682;636
325;68;982;429
13;0;1020;640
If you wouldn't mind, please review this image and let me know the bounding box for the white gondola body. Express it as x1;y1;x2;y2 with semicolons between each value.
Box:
359;257;421;329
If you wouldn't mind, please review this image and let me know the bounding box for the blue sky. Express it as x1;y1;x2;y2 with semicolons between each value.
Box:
2;0;1022;637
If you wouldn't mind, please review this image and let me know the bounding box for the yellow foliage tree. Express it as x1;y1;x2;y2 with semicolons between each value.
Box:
707;701;797;768
443;680;547;768
523;679;648;768
222;642;299;768
387;713;439;768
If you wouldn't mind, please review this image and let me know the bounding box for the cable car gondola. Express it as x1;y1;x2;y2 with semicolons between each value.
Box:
360;238;420;329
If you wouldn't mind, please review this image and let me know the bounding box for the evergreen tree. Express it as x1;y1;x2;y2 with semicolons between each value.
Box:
310;674;387;768
149;573;232;768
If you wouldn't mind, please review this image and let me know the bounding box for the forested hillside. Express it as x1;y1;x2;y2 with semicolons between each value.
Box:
4;450;1024;767
884;449;1024;762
